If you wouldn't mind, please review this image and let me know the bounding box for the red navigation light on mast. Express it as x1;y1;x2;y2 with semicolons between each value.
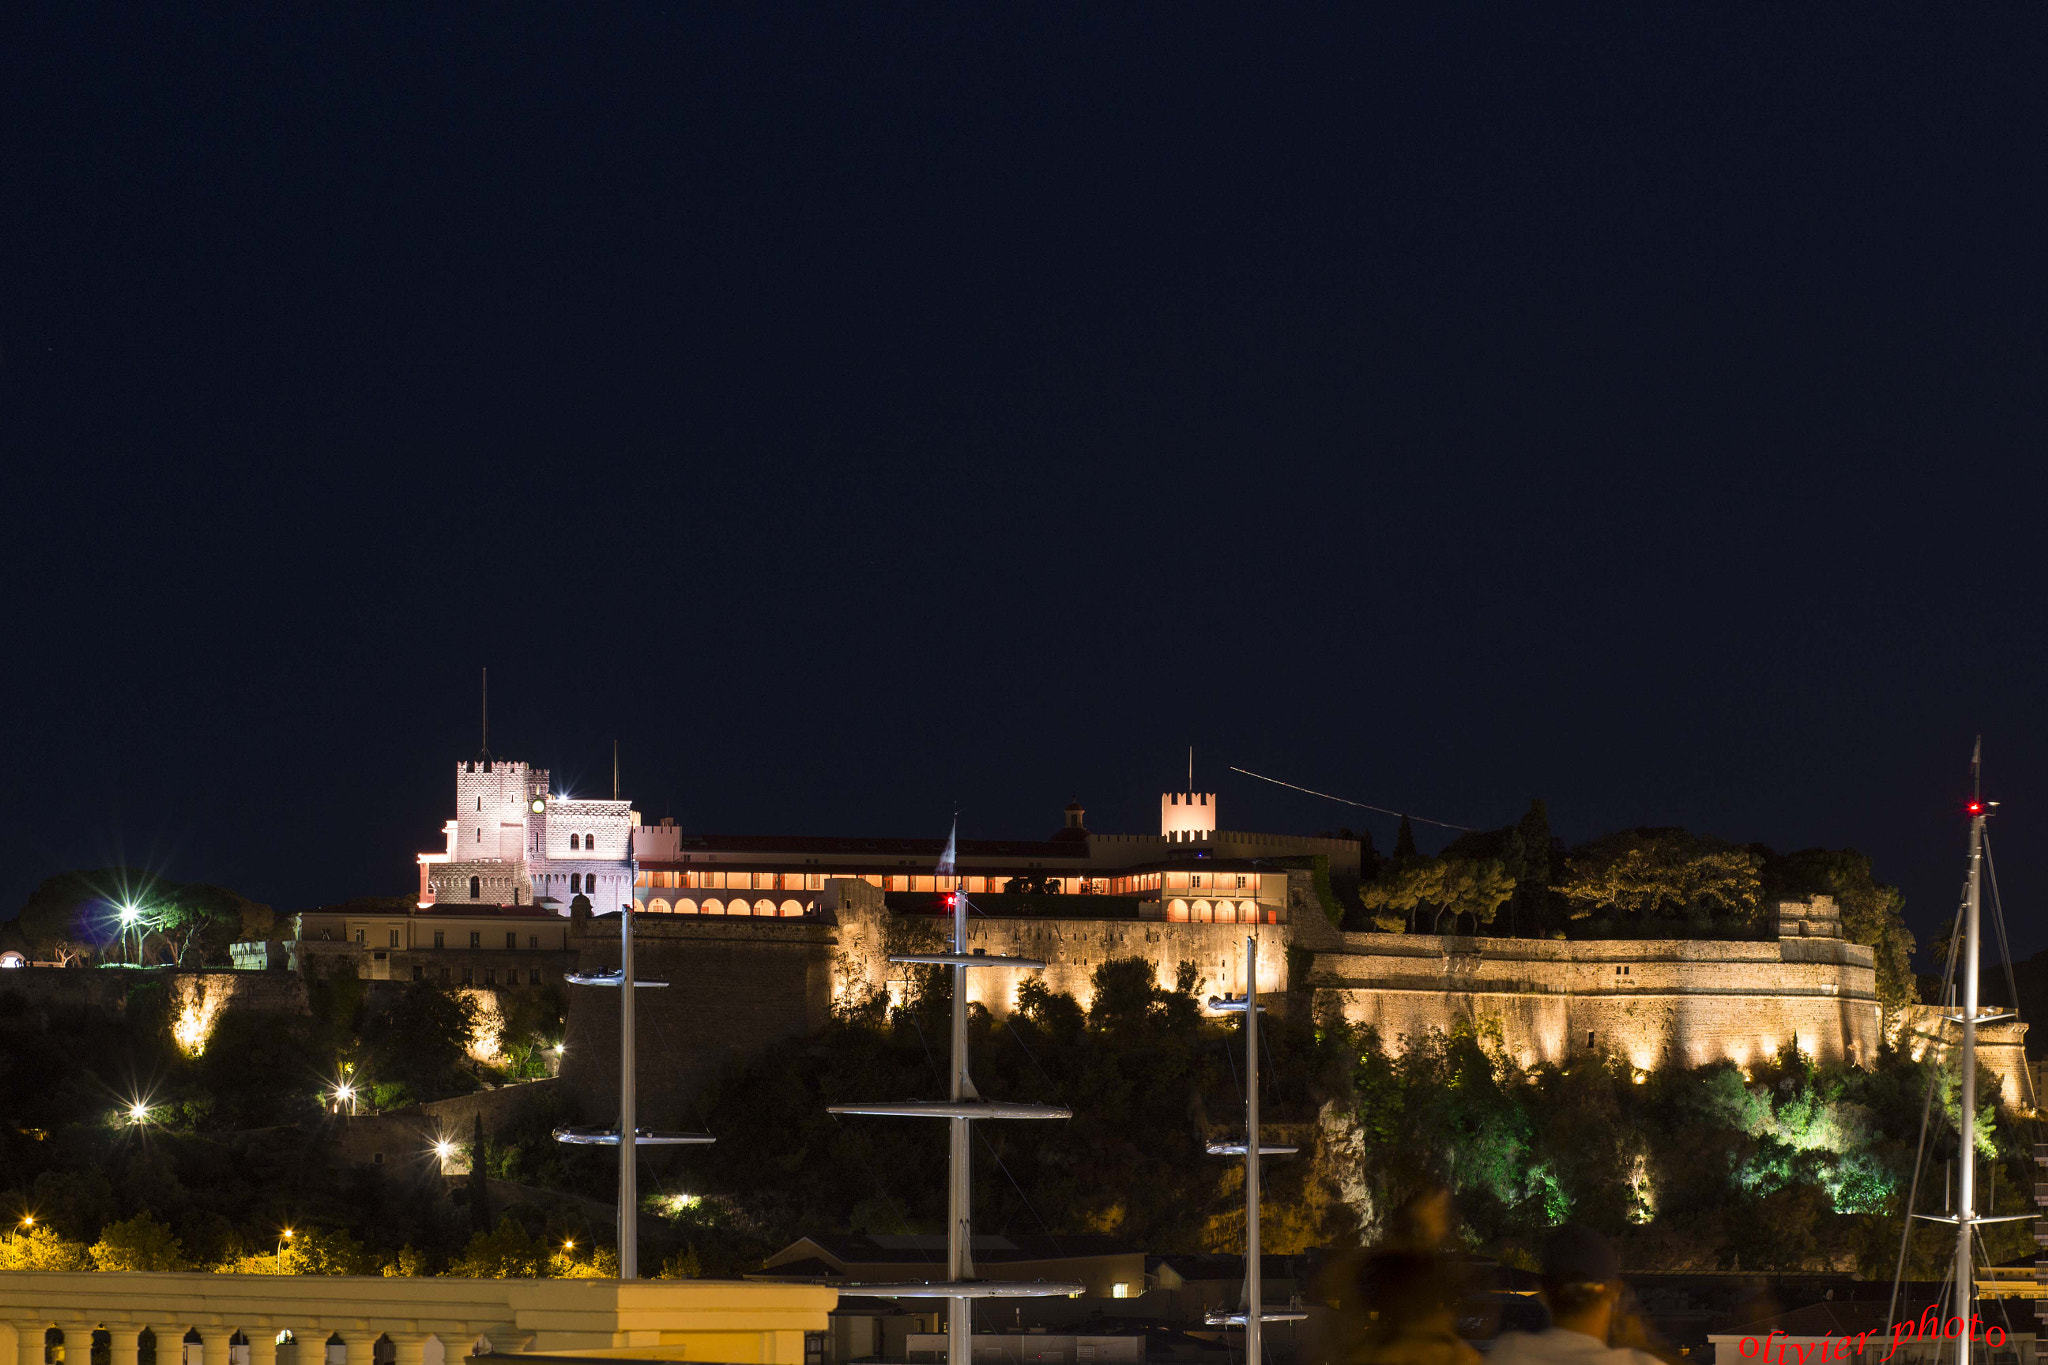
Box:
1967;800;1985;816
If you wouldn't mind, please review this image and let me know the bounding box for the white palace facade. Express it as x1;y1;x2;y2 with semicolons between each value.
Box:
415;756;1357;926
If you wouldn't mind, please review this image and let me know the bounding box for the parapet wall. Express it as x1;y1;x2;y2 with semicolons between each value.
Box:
1310;931;1882;1071
0;967;309;1021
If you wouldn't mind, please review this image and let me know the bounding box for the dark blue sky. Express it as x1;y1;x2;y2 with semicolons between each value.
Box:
4;8;2045;957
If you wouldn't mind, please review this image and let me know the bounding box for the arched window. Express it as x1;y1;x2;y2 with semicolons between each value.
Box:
469;876;481;900
476;796;482;811
1167;898;1189;922
570;874;582;894
569;833;580;850
476;828;482;843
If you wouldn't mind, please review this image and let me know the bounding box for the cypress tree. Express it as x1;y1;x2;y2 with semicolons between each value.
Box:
1394;814;1419;861
468;1112;493;1235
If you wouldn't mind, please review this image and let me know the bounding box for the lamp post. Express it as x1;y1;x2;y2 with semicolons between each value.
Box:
118;905;141;966
278;1228;293;1269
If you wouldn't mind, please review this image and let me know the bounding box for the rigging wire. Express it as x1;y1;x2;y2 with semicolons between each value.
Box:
1981;834;2041;1121
1887;888;1969;1332
1225;767;1476;832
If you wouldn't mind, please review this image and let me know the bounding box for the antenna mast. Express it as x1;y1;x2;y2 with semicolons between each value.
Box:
613;740;619;802
479;667;490;761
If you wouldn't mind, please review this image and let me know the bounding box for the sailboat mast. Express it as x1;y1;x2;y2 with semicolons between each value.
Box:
1245;935;1263;1365
620;901;638;1278
948;877;974;1365
1955;748;1986;1365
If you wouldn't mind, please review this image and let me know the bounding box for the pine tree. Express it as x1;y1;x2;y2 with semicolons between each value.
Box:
467;1112;493;1235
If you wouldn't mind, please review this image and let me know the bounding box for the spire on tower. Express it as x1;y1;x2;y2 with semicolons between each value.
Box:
477;667;492;766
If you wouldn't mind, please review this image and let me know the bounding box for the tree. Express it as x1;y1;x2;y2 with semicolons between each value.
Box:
446;1216;546;1277
1765;848;1917;1036
1559;829;1762;928
1359;858;1517;933
89;1212;189;1271
363;981;481;1100
1393;815;1419;861
9;869;148;966
0;1226;91;1270
153;884;266;967
469;1112;495;1235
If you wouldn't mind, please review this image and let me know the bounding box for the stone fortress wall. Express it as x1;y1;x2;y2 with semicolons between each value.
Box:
1309;927;1882;1070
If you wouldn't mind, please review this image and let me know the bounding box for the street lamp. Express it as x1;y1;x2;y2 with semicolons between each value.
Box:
118;904;141;966
127;1101;149;1125
278;1227;293;1267
332;1082;356;1116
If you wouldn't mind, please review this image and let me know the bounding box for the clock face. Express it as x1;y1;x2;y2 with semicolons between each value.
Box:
531;798;546;814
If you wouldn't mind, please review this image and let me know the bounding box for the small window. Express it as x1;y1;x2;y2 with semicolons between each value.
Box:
476;796;482;811
433;930;445;949
570;833;580;850
484;968;496;986
1191;875;1202;889
505;932;517;950
411;965;423;981
469;931;481;948
476;828;482;843
462;967;473;985
1587;1030;1596;1048
439;966;450;984
528;935;539;949
388;929;400;948
570;873;581;894
353;928;364;945
469;875;481;900
528;967;541;985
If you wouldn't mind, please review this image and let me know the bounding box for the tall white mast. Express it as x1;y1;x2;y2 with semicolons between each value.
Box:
557;897;715;1277
1208;936;1306;1365
831;821;1081;1364
1955;743;1986;1365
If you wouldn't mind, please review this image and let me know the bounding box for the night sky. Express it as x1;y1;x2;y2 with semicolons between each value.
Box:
5;9;2046;960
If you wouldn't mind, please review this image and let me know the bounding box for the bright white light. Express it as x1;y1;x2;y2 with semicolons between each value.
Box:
433;1140;454;1161
127;1103;148;1122
334;1084;355;1101
119;904;141;925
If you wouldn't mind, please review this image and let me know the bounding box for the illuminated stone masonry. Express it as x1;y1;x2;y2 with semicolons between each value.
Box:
1308;910;1884;1072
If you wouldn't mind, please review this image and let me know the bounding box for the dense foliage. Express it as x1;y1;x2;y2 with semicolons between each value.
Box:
0;961;577;1276
601;958;2025;1280
3;869;273;968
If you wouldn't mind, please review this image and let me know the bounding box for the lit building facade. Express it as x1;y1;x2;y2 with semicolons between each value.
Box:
416;757;639;915
626;793;1359;925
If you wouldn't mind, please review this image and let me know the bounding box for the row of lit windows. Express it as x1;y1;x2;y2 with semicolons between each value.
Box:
1164;899;1275;924
639;870;821;891
352;926;552;950
635;870;1113;895
1107;871;1257;895
644;897;809;917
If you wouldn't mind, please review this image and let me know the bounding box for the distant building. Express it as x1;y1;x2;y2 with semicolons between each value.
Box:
415;757;637;916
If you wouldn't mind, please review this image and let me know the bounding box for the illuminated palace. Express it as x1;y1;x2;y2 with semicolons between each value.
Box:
409;754;2018;1104
413;756;1357;925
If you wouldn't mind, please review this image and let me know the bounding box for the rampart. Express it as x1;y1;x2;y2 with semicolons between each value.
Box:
1309;930;1883;1071
0;967;309;1023
559;912;836;1131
